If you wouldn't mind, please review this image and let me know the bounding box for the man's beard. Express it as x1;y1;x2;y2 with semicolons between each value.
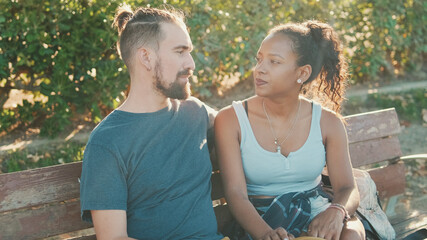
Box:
154;60;191;100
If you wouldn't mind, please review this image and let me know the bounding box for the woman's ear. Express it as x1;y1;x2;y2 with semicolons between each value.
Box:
298;64;312;84
137;48;152;71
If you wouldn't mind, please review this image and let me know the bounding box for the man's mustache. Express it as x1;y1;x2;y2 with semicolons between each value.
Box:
177;69;193;77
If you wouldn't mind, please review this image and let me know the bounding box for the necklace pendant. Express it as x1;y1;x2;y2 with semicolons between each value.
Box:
276;145;281;153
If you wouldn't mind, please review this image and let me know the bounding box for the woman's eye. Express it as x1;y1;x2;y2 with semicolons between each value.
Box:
271;60;280;64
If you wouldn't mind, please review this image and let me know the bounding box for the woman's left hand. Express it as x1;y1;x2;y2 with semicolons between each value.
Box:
306;207;344;240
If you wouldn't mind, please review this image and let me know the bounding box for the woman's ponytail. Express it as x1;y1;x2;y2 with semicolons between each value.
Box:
306;21;348;113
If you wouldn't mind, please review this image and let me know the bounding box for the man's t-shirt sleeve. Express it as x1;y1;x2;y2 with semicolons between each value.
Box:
80;143;128;222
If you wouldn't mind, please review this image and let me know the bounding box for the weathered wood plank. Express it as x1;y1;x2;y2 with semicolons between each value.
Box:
344;108;400;144
68;235;97;240
349;136;402;167
44;228;95;240
0;198;93;240
368;162;406;199
390;211;427;239
0;162;82;213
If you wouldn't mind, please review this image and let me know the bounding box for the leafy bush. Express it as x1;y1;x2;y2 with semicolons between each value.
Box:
1;0;425;137
0;0;128;136
1;141;85;173
336;0;427;83
367;88;427;123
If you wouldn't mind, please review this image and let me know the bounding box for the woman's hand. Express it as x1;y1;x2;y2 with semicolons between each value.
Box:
258;227;294;240
306;208;344;240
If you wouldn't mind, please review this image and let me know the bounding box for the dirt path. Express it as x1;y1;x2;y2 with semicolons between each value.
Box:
346;79;427;98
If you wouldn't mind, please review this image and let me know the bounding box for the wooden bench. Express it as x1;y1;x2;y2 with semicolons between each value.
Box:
0;108;425;239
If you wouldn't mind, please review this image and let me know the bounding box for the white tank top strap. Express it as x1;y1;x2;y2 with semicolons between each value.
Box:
232;101;251;145
309;101;323;141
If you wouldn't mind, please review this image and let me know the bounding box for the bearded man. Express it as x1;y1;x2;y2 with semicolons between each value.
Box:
79;5;222;240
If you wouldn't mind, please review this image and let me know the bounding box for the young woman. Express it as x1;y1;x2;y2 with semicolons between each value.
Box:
215;21;365;240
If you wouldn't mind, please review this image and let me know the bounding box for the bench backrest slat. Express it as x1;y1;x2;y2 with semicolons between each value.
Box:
0;162;81;212
368;161;406;199
344;108;400;144
0;198;92;239
0;162;87;239
344;108;402;167
348;136;402;167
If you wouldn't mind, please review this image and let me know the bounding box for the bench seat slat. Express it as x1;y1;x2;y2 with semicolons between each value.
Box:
344;108;400;144
390;211;427;239
0;162;82;213
0;198;92;239
349;136;402;167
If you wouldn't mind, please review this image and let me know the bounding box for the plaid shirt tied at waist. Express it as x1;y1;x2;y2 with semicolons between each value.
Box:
249;184;331;237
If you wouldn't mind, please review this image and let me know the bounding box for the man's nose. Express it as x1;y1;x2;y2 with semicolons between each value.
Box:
185;53;196;71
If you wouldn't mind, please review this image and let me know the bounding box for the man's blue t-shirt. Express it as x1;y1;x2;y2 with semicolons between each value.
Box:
80;97;222;240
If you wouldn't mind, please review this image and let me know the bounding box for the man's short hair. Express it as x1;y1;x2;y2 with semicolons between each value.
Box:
113;5;185;68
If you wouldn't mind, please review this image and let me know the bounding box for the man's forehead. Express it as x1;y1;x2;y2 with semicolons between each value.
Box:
160;22;192;49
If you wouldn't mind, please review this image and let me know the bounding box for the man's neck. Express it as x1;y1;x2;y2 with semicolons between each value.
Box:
117;79;171;113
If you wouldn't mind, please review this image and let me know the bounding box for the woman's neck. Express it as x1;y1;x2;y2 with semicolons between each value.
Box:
262;95;301;118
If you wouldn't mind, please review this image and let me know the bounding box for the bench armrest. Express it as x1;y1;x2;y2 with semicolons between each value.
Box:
399;154;427;161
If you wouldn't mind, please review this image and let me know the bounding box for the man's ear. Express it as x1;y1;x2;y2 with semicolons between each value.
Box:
137;48;152;71
298;64;312;83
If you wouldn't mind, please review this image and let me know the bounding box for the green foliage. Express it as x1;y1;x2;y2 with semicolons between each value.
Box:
367;88;427;123
1;141;85;173
1;0;127;137
1;0;425;137
336;0;427;82
0;109;17;132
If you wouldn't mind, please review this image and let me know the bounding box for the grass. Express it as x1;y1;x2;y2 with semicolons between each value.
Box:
1;141;85;173
343;88;427;123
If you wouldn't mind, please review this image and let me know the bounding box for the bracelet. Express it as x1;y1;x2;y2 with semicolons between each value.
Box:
328;203;350;222
328;205;345;219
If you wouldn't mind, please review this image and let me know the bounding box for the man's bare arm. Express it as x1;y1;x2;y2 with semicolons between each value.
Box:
91;210;136;240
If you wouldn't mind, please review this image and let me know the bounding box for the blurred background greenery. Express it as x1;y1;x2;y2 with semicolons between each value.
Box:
0;0;426;172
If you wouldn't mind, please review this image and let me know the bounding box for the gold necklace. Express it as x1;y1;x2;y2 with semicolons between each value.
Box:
262;98;301;153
